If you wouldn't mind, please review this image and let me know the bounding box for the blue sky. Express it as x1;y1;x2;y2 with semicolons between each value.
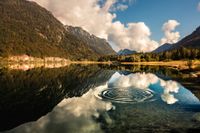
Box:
115;0;200;41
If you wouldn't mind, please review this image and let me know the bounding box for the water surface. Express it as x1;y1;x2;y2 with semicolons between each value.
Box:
0;65;200;133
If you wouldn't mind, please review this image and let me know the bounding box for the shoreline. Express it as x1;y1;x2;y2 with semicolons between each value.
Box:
0;55;200;72
121;60;200;67
1;60;199;72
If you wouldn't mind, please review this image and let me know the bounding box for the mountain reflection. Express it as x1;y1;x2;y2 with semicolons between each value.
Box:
0;65;114;132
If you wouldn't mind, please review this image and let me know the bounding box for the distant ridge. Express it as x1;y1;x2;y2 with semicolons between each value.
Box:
118;49;137;55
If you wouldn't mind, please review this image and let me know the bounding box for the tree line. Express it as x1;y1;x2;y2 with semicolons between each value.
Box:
98;47;200;62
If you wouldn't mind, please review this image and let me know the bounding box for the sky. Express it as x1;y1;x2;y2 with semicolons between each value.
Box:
30;0;200;52
115;0;200;42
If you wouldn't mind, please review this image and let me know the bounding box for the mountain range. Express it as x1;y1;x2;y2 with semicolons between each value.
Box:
0;0;115;60
152;26;200;53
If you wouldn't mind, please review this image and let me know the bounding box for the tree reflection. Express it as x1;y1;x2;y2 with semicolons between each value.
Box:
0;65;114;132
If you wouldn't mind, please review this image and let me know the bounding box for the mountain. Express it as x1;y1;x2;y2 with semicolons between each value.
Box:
65;26;116;55
152;26;200;53
170;26;200;50
118;49;137;55
152;43;172;53
0;0;115;60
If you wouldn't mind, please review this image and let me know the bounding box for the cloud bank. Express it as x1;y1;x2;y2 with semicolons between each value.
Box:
108;22;159;52
160;20;180;44
30;0;179;52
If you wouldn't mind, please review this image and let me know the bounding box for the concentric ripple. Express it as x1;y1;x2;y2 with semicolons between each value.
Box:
99;87;155;103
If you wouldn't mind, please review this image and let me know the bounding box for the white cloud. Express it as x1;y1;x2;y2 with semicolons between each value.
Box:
102;0;117;12
160;20;180;44
30;0;160;52
101;0;133;12
108;22;159;52
198;2;200;12
111;4;128;11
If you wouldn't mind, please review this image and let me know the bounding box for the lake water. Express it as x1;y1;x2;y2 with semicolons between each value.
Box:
0;64;200;133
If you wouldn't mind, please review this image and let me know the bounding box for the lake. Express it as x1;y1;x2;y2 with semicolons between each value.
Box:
0;64;200;133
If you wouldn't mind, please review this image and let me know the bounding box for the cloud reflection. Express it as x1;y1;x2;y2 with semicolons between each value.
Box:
6;72;200;133
58;84;113;118
108;72;180;104
109;72;159;89
7;84;113;133
161;93;178;105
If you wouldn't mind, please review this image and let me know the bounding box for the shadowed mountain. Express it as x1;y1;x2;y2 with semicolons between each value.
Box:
152;43;172;53
0;65;114;132
151;26;200;53
65;26;116;56
171;26;200;50
118;49;137;55
0;0;115;60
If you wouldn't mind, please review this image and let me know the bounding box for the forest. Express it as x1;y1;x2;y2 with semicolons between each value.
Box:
98;47;200;62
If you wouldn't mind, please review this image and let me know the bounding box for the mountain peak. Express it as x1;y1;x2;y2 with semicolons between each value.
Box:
193;26;200;34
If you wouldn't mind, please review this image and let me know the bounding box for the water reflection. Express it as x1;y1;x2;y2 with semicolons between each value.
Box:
100;72;199;105
1;65;200;133
4;84;114;133
0;65;114;132
100;88;154;103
